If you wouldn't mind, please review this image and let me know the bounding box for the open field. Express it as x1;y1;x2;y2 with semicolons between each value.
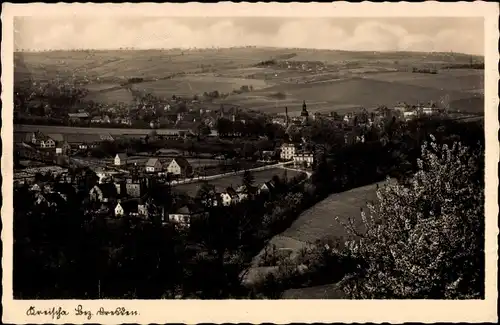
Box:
15;47;484;115
84;82;122;92
361;70;483;92
133;75;270;97
173;167;304;196
267;77;476;105
226;76;482;114
84;87;135;104
286;49;481;65
14;48;286;82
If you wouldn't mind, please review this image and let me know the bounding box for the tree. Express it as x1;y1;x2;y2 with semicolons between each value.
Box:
241;142;256;159
216;118;233;137
241;170;255;193
195;182;218;207
337;135;484;299
196;123;211;138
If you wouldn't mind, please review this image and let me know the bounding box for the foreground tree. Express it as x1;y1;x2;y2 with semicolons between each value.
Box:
337;135;484;299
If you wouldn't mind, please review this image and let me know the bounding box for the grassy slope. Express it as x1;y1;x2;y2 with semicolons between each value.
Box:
281;182;382;244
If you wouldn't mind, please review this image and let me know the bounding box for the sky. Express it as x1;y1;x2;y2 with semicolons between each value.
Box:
14;17;484;55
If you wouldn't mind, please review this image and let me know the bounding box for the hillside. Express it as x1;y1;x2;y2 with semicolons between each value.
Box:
15;47;484;114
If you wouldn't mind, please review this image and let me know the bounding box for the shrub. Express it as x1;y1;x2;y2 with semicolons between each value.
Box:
337;135;484;299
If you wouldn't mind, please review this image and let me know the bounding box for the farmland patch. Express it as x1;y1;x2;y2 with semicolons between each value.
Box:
362;71;483;92
84;87;134;104
134;75;271;97
263;77;475;109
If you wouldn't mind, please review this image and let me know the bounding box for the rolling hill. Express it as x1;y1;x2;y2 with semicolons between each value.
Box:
14;47;484;114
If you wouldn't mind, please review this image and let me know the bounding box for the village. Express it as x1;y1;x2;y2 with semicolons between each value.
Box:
13;96;448;233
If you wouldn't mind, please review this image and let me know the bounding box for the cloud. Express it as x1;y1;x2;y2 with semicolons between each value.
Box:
15;18;484;55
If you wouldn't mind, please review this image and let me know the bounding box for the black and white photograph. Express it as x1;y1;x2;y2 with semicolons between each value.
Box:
2;2;498;324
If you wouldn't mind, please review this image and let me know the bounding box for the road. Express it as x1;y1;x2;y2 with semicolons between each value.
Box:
281;166;313;178
68;157;305;186
170;161;296;186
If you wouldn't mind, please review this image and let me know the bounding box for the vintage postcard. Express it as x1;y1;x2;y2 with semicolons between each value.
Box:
2;2;499;324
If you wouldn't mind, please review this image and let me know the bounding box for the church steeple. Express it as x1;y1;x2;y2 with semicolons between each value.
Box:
301;100;309;125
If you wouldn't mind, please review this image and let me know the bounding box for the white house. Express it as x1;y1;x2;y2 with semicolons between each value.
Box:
166;157;192;176
40;138;56;149
343;113;354;124
55;141;71;156
115;201;125;216
168;204;204;228
220;187;239;206
403;110;417;121
115;153;128;166
280;143;297;161
259;181;275;194
115;200;139;217
293;151;314;168
145;158;163;173
29;131;55;148
422;103;438;115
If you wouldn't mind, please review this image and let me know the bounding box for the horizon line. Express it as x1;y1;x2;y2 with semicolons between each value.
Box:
13;46;484;57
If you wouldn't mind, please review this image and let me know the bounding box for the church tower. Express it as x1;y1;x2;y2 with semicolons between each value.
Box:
301;100;309;125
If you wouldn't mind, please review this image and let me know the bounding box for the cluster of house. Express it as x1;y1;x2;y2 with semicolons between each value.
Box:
66;97;246;130
21;165;206;228
90;115;132;126
279;143;315;168
271;100;442;129
272;60;327;73
393;102;441;120
183;179;279;209
15;129;211;159
110;154;193;178
19;130;115;154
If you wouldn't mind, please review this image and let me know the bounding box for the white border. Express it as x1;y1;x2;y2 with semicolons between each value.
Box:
2;2;499;324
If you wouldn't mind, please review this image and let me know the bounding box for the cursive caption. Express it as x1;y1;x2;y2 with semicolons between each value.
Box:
26;305;139;320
